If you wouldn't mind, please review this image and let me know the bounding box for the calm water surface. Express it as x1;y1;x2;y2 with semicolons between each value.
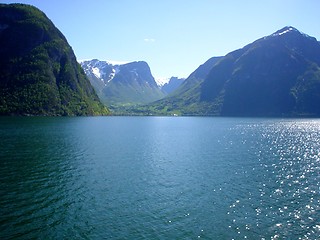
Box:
0;117;319;239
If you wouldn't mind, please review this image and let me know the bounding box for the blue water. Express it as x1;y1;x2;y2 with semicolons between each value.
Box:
0;117;319;239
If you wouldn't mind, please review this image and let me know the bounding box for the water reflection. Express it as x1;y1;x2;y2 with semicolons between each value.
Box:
226;119;320;239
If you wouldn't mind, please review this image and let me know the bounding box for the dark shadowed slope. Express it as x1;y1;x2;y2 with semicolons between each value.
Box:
0;4;109;116
147;27;320;116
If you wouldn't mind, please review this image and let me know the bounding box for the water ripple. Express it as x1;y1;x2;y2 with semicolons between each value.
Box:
1;117;320;239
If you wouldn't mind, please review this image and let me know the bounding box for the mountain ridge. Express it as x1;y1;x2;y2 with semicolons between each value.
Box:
161;77;185;94
80;59;165;106
142;26;320;116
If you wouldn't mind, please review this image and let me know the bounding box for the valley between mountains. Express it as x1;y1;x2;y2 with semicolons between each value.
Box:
82;26;320;117
1;4;320;117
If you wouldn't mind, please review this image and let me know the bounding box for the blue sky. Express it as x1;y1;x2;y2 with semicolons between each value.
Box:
2;0;320;80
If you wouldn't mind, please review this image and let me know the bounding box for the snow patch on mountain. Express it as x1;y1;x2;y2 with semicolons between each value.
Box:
278;27;293;35
78;59;129;65
272;26;296;37
80;59;119;84
270;26;313;40
155;77;170;87
92;67;101;79
108;68;116;83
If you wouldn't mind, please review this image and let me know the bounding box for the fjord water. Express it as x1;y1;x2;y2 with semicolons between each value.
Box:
1;117;319;239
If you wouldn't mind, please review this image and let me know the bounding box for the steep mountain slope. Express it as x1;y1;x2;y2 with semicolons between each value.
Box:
0;4;109;116
148;27;320;116
146;56;222;114
81;59;165;106
161;77;185;94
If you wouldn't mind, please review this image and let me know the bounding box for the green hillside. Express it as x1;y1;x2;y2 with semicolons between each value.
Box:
0;4;109;116
145;27;320;116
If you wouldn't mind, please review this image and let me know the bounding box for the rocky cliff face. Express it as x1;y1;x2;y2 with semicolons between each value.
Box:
161;77;185;95
81;59;165;105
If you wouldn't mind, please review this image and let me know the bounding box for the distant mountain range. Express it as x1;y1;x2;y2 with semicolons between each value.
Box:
0;4;108;116
80;59;184;106
1;5;319;117
161;77;185;95
145;26;320;116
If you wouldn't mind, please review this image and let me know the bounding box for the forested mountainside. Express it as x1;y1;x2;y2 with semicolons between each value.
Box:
0;4;109;116
146;27;320;116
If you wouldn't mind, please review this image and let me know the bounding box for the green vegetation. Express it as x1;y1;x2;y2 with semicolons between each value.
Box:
82;60;165;112
292;64;320;116
2;9;319;118
142;28;320;117
0;4;109;116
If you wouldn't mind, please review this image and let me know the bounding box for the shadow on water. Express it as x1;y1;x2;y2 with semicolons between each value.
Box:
0;117;96;239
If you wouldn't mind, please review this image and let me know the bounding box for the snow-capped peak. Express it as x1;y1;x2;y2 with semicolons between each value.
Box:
269;26;315;41
80;59;116;85
272;26;297;37
78;59;129;66
278;27;294;36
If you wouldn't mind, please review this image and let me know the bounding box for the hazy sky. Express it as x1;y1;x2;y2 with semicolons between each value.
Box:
2;0;320;79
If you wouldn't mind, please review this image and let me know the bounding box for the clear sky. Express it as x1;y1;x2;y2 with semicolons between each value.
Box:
2;0;320;80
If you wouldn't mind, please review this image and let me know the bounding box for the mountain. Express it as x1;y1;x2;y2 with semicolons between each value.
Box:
81;59;165;106
144;56;222;115
147;26;320;116
0;4;109;116
161;77;185;94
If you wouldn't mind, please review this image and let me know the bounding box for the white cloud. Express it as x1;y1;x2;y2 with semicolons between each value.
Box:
144;38;156;42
